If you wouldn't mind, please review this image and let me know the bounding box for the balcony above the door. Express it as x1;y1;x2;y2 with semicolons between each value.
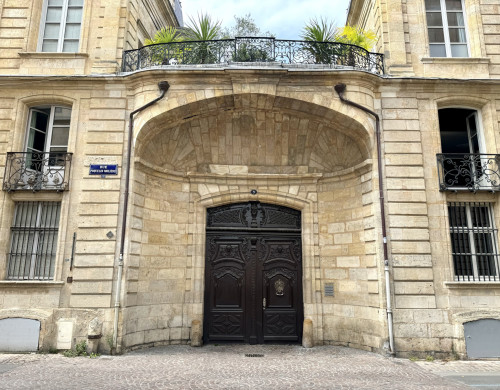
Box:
3;152;72;192
437;153;500;192
121;37;385;75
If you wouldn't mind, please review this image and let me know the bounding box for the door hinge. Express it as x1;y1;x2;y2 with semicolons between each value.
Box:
263;297;266;309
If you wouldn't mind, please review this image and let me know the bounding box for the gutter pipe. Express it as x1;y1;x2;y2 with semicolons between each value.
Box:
113;81;170;350
334;83;395;355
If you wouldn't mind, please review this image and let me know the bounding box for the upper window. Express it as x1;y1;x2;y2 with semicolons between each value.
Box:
425;0;469;57
7;202;61;280
448;202;499;281
39;0;84;52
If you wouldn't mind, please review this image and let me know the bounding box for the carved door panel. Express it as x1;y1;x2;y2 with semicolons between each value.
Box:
204;202;302;344
204;236;248;342
261;237;302;342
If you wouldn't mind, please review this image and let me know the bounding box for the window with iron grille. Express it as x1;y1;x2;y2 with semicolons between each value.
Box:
7;202;61;280
448;202;499;281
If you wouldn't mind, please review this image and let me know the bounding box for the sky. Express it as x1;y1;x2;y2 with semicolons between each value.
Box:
179;0;351;40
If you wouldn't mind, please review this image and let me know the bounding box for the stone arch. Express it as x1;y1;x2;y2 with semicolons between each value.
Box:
134;93;374;175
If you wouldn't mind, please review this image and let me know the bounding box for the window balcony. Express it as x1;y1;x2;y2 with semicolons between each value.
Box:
3;152;72;192
121;37;385;75
437;153;500;192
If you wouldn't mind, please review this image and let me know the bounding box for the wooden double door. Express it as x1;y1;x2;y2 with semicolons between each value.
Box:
204;202;303;344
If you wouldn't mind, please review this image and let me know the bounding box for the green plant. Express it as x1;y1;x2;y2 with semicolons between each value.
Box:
301;18;339;64
409;356;418;362
335;25;377;51
89;353;100;359
425;355;435;362
145;26;182;45
75;340;87;356
105;334;114;351
232;42;270;62
185;13;222;41
48;347;58;354
63;340;88;358
184;13;222;64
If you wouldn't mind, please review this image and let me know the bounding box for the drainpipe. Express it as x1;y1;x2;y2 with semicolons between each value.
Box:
334;83;395;356
113;81;170;350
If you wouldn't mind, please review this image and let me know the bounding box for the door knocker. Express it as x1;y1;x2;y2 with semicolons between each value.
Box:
274;278;285;296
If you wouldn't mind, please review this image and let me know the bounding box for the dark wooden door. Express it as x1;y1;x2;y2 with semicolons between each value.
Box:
204;202;303;344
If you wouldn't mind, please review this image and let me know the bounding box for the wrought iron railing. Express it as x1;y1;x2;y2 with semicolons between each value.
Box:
3;152;72;192
437;153;500;192
122;37;385;75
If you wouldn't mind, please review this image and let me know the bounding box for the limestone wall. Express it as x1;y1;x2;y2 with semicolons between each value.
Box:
0;0;179;75
348;0;500;78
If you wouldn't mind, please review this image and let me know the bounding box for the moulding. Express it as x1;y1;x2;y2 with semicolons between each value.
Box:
445;281;500;289
18;52;89;59
0;281;64;288
420;57;490;65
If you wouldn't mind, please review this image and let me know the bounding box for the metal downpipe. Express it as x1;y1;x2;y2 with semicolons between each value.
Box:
113;81;170;351
334;83;395;355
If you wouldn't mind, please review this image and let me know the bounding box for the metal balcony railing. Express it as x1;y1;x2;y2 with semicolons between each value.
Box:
3;152;72;192
437;153;500;192
122;37;385;75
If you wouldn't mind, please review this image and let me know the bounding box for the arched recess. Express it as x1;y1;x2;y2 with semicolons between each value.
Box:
134;93;374;176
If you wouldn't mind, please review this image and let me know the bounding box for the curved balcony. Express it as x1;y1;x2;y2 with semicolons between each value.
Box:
437;153;500;192
3;152;72;192
122;37;385;75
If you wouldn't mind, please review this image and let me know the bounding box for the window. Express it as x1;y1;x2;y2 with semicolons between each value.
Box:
26;106;71;169
7;202;61;280
436;108;497;191
39;0;84;52
439;108;481;155
425;0;468;57
448;202;499;281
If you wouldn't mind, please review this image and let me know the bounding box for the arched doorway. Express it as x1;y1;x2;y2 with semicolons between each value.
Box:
204;201;303;344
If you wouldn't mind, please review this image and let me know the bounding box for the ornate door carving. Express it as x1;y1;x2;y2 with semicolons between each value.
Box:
204;202;303;344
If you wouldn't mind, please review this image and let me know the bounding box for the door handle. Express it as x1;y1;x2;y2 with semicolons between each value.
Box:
263;297;266;309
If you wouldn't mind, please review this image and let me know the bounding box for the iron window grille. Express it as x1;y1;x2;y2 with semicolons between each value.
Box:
7;202;61;280
448;202;499;281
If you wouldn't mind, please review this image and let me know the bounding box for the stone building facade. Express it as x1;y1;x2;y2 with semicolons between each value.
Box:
0;0;499;358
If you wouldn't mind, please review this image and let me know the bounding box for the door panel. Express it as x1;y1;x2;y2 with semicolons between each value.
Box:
205;237;247;341
204;202;303;344
261;238;302;342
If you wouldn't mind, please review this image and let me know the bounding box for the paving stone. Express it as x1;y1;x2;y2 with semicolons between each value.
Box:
0;345;470;389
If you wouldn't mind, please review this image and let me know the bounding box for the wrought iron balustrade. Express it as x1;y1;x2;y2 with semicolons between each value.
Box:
122;37;385;75
3;152;72;192
437;153;500;192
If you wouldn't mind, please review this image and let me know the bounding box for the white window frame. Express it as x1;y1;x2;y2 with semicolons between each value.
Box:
25;106;70;157
20;106;71;191
425;0;470;58
448;202;500;282
38;0;84;52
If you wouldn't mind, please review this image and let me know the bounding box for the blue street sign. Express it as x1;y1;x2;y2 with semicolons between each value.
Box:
89;164;118;175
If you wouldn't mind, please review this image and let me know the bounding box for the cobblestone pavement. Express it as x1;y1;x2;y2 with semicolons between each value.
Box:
0;344;471;390
416;360;500;389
